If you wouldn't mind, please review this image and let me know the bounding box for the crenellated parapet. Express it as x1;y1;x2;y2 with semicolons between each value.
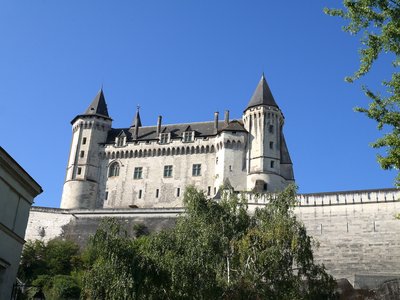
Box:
239;188;400;209
297;188;400;206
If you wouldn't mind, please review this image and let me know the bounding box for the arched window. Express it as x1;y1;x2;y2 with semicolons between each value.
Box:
108;162;120;177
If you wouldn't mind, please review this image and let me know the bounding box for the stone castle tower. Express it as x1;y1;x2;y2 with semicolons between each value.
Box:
60;74;294;209
243;74;294;192
60;90;112;209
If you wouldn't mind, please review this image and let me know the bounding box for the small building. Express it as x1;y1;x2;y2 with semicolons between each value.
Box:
0;147;42;299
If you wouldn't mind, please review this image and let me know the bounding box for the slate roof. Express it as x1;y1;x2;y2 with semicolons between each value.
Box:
84;89;110;117
131;108;142;127
221;120;247;132
246;74;278;110
280;134;292;164
105;120;246;143
71;89;112;124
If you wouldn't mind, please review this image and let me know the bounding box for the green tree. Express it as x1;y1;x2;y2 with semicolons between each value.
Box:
81;218;162;300
18;238;82;299
18;240;47;284
324;0;400;185
30;275;81;300
83;186;335;299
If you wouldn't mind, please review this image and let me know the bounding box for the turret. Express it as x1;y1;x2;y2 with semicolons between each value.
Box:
60;89;112;209
131;106;142;140
243;74;294;192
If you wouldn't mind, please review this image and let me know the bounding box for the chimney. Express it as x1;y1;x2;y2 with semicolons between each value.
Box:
224;110;230;126
157;115;162;135
214;112;219;134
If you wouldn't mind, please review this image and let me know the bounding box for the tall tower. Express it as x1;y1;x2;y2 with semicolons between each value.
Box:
243;74;294;192
60;89;112;209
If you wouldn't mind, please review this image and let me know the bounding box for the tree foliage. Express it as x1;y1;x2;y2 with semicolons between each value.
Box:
20;187;336;299
17;238;82;299
81;186;336;299
324;0;400;185
18;239;81;284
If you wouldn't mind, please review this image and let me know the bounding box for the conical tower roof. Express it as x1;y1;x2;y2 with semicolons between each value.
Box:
71;89;112;124
131;107;142;127
84;89;110;117
246;73;278;110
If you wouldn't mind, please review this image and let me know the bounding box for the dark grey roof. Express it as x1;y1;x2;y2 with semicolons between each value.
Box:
280;134;292;164
117;130;127;137
246;74;278;110
71;89;112;124
221;120;246;132
106;120;246;143
131;108;142;127
84;89;110;117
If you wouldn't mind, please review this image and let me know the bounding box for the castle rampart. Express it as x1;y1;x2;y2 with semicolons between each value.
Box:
25;188;400;285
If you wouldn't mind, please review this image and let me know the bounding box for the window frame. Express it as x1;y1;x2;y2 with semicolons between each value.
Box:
183;131;194;142
133;167;143;179
163;165;173;178
159;133;170;144
192;164;201;176
108;162;120;177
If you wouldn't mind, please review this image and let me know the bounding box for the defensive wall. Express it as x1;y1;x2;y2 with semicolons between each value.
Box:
25;188;400;286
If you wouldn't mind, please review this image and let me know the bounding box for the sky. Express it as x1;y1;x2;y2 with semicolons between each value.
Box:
0;1;397;208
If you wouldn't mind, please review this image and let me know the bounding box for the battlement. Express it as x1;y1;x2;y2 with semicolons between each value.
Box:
241;188;400;208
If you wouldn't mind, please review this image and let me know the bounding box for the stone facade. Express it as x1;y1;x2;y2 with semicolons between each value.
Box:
60;74;294;209
0;147;42;300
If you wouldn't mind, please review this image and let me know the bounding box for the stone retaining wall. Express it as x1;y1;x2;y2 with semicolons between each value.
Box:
25;199;400;285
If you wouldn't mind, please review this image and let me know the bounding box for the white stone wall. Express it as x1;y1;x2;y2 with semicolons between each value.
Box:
297;189;400;206
99;135;248;208
296;201;400;284
24;209;74;242
25;197;400;285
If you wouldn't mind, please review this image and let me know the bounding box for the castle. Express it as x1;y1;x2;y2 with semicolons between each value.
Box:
25;74;400;287
60;74;294;209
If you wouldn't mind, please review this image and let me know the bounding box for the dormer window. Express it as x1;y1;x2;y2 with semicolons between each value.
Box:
159;133;170;144
183;131;194;142
115;131;127;147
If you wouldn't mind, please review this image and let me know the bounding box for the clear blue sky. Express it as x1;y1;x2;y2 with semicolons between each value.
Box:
0;1;396;208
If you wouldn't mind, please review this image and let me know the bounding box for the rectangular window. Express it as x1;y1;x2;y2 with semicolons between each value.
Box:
105;191;108;200
177;188;180;197
160;133;169;144
156;189;159;198
268;125;274;133
269;141;273;149
214;187;216;195
77;167;82;175
192;164;201;176
183;131;193;142
164;165;173;178
82;137;87;145
207;186;211;196
138;190;142;199
80;150;84;158
134;167;143;179
270;160;274;168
